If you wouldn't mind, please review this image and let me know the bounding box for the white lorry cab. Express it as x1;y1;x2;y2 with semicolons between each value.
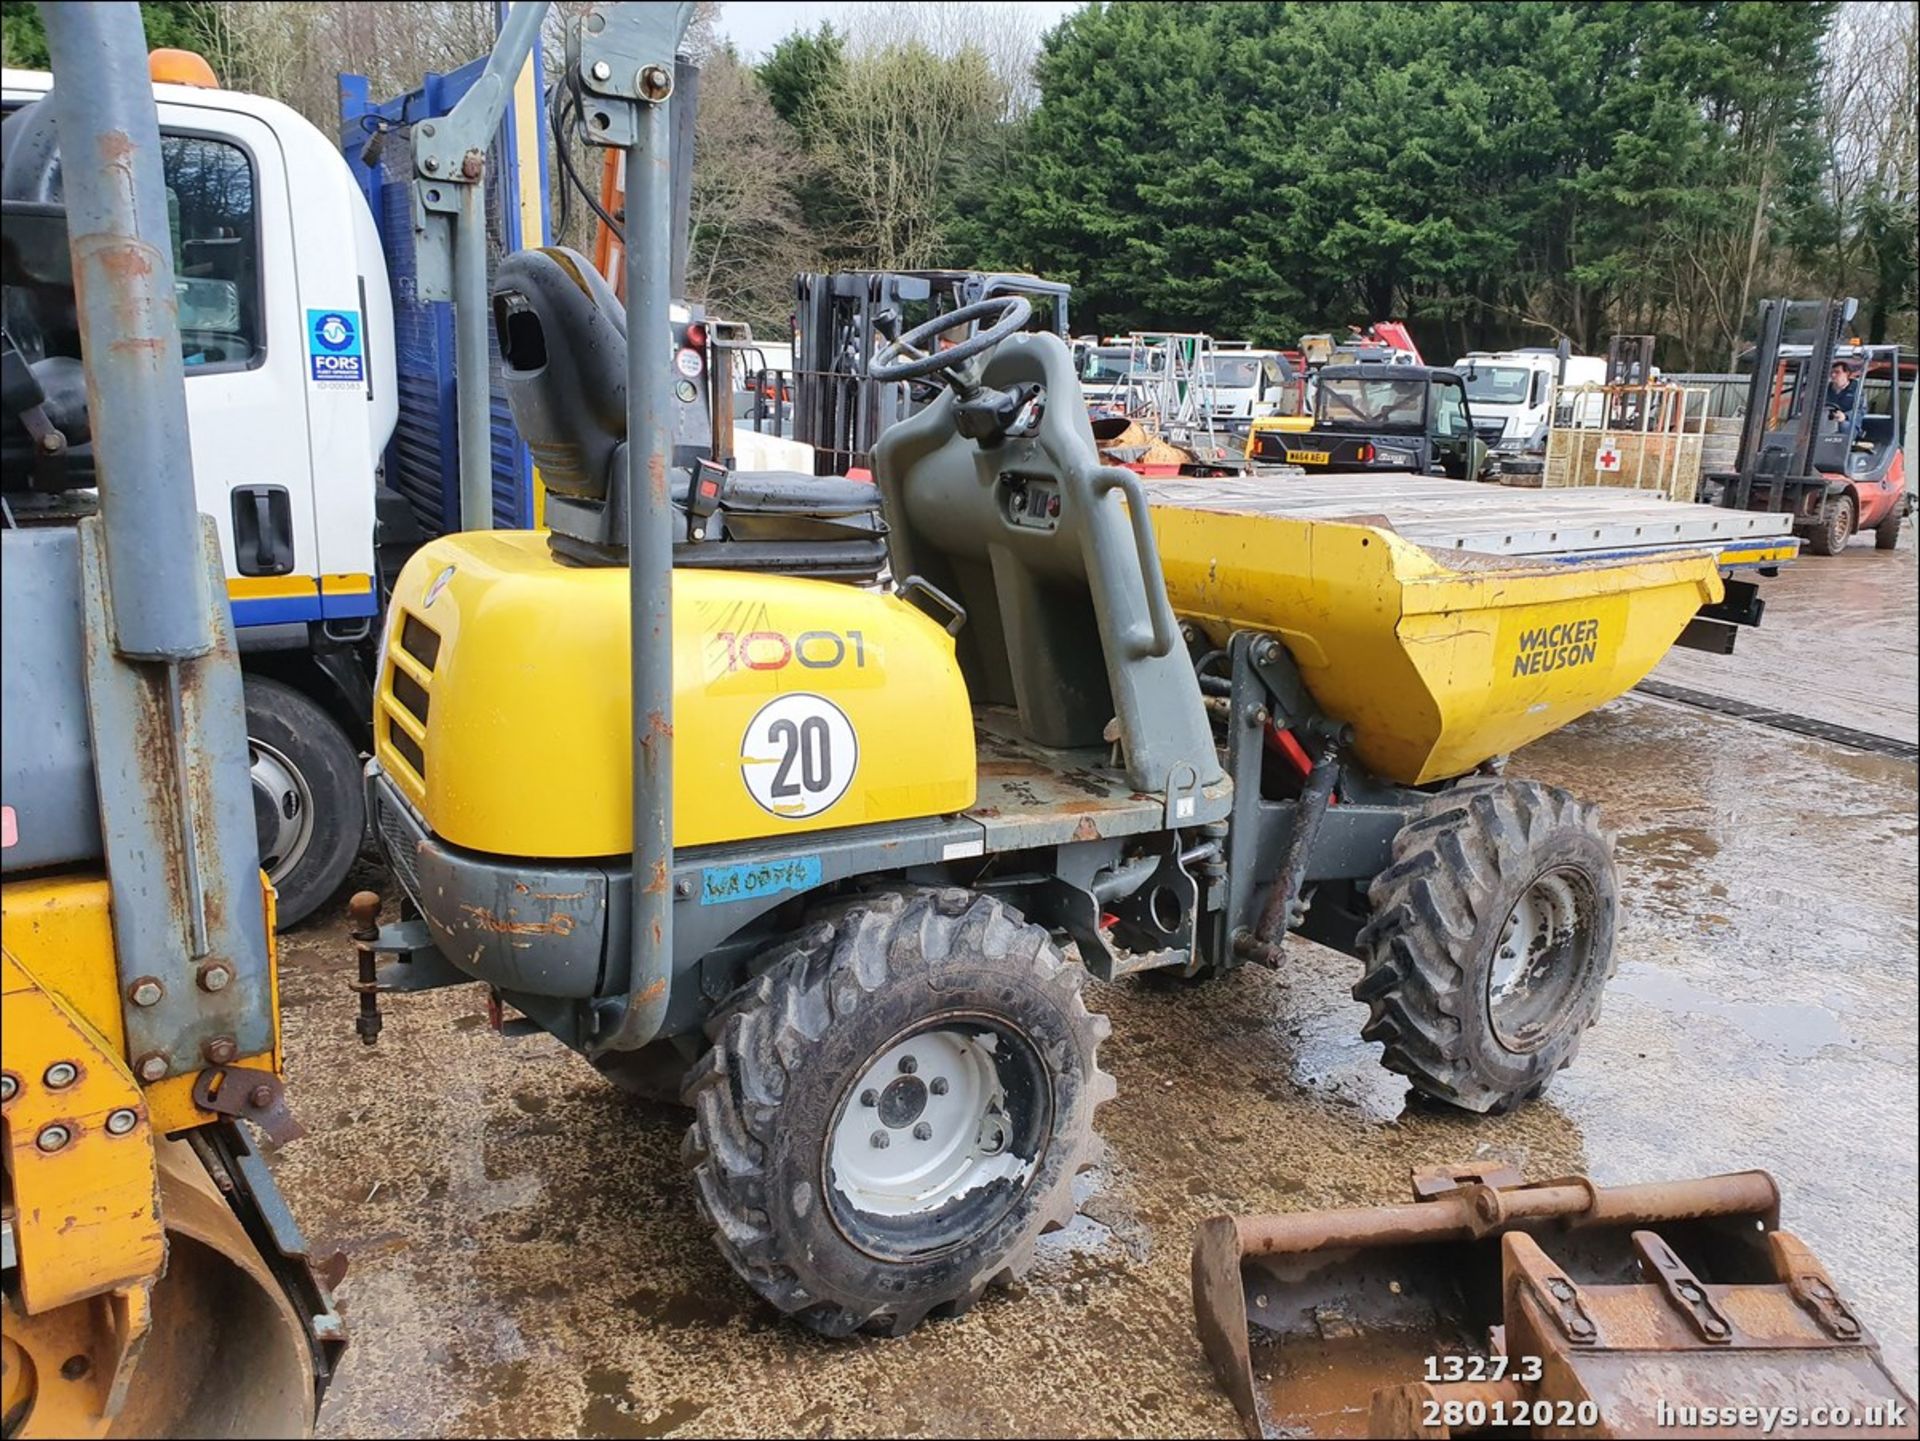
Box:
1077;341;1134;410
1455;347;1606;459
3;62;400;925
1204;349;1295;423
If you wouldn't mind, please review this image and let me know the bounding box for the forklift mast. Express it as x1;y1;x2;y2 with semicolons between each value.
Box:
1718;297;1855;511
791;269;1072;475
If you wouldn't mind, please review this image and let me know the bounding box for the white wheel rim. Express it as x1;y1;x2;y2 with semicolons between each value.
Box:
828;1027;1034;1220
250;738;314;883
1487;868;1593;1053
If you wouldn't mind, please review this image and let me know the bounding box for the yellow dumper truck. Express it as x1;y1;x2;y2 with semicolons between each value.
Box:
0;2;1803;1425
348;7;1796;1335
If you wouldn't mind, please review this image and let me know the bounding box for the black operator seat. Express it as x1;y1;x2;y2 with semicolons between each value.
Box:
490;247;885;578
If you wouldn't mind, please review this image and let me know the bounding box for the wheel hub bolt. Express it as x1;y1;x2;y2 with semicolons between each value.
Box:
105;1109;139;1136
898;1055;918;1075
36;1124;71;1152
860;1088;879;1107
43;1062;78;1089
870;1131;890;1149
929;1077;949;1096
912;1122;932;1141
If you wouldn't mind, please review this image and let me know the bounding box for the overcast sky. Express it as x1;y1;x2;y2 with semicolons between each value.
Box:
712;1;1084;59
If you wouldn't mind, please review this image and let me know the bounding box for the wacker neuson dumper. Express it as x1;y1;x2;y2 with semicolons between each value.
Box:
347;1;1797;1338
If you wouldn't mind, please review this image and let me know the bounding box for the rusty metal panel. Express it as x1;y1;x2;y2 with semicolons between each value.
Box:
966;724;1196;850
1;950;162;1314
79;518;274;1081
413;838;613;999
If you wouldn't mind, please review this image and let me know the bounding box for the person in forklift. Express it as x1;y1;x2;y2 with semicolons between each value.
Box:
1826;359;1860;427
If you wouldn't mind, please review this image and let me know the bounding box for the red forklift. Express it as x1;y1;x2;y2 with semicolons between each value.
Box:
1706;297;1912;555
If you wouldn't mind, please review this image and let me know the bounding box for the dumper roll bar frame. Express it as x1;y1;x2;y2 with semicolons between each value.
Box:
372;0;696;1056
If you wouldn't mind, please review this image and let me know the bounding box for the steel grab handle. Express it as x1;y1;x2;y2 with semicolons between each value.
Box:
1092;466;1178;660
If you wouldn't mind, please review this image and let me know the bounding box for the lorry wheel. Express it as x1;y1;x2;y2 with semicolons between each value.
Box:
1352;780;1616;1114
683;888;1114;1337
1875;508;1904;551
244;676;364;930
1807;494;1855;555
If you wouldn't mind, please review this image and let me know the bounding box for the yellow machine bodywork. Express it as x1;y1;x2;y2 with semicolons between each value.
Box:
1;876;308;1439
1148;504;1738;784
1244;415;1315;456
376;532;977;858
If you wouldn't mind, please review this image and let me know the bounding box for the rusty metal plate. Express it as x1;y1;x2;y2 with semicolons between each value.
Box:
965;718;1169;850
189;1065;304;1146
79;519;275;1080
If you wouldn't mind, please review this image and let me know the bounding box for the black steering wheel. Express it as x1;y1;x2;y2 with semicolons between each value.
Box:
868;295;1033;383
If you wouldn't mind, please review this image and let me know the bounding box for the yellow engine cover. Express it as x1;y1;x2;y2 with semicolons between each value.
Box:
376;533;978;857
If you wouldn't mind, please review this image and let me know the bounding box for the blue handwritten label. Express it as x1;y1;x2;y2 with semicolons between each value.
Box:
699;855;823;905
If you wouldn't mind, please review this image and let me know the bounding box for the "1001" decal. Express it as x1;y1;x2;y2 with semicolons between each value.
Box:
714;629;867;672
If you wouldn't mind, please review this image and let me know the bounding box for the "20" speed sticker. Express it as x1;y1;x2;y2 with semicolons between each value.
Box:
740;693;859;819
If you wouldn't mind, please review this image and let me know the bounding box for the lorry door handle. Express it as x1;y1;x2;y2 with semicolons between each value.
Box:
230;484;294;576
253;491;276;570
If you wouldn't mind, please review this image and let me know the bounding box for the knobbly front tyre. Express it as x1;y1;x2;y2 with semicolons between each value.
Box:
682;888;1114;1336
1353;780;1617;1114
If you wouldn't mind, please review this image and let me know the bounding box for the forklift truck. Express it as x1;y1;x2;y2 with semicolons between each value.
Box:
1706;297;1912;554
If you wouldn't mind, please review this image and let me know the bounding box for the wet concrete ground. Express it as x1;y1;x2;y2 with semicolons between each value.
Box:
275;536;1917;1438
1655;522;1918;743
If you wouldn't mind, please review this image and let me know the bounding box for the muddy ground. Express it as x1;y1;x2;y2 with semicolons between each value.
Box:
276;531;1918;1438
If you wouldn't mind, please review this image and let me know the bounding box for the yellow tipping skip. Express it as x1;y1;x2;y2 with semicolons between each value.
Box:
1147;506;1723;784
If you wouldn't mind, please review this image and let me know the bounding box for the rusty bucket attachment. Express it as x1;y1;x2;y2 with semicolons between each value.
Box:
1192;1165;1917;1439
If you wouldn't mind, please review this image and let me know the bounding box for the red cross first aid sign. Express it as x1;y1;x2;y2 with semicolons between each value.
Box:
1595;435;1622;472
